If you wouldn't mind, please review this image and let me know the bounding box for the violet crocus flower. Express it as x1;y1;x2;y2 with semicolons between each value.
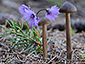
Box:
45;5;60;22
19;4;30;15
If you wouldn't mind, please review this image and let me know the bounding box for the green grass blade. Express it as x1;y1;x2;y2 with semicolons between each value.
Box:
8;58;14;63
25;22;29;34
16;26;24;34
17;20;21;28
6;20;14;28
12;18;17;32
7;36;18;45
21;19;23;29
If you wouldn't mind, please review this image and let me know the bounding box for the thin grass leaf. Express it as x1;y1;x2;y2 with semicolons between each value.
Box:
10;31;24;37
21;19;23;29
0;25;14;34
0;25;9;30
15;43;24;49
26;44;34;53
16;26;24;34
17;20;21;28
7;36;19;45
47;38;51;43
4;29;13;33
6;20;14;28
12;18;17;32
38;28;41;38
11;37;26;47
18;41;28;44
24;44;30;51
10;20;14;27
32;27;41;43
37;45;41;50
13;41;18;48
32;27;40;40
25;22;29;34
37;38;42;43
8;58;14;63
11;40;17;47
24;44;34;53
30;31;34;38
32;27;37;38
36;45;41;53
6;20;15;29
17;38;24;42
31;44;41;53
28;30;31;36
79;53;85;57
0;33;12;37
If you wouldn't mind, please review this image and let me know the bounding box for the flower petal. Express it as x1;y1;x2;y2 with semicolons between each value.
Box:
19;4;30;15
45;13;55;22
28;17;39;27
23;13;32;21
45;5;60;21
51;5;60;15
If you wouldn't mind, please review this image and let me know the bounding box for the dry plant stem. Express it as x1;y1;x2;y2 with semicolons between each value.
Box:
66;13;72;60
42;24;47;59
48;55;57;63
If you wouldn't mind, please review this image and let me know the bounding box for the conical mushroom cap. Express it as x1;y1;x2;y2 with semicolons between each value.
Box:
59;1;77;13
38;17;51;26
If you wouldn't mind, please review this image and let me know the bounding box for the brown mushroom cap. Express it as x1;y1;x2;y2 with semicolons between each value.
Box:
59;1;77;13
38;17;51;26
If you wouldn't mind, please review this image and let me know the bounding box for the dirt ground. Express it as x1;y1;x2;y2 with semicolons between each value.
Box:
0;29;85;63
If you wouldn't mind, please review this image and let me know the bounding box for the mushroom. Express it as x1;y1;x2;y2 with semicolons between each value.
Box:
38;17;51;59
59;1;77;60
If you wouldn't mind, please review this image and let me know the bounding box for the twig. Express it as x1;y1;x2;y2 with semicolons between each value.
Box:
16;50;36;62
0;42;9;49
48;55;58;63
78;59;82;64
0;42;10;52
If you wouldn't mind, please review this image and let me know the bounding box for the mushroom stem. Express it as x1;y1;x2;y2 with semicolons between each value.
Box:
38;17;51;59
42;24;47;59
66;13;72;60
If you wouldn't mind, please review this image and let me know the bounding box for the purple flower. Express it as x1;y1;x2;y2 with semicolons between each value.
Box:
19;4;39;27
19;4;30;15
23;10;39;27
45;5;60;22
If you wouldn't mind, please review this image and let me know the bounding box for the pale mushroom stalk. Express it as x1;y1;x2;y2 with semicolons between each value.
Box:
42;24;47;59
66;13;72;59
38;17;51;59
59;1;77;61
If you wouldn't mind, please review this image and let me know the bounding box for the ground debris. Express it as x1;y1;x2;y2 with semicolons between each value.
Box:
0;30;85;64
